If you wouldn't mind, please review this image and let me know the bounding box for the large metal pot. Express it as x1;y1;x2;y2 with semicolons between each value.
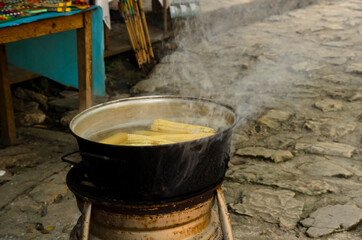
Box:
68;96;239;202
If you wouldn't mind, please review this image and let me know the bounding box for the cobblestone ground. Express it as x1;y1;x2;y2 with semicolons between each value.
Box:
133;0;362;239
0;128;79;239
0;0;361;239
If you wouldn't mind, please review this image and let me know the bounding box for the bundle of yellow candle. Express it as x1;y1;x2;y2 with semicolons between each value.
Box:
99;119;215;146
119;0;154;68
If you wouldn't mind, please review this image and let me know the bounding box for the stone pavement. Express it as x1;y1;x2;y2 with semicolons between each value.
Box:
1;0;361;239
0;128;79;239
133;0;362;239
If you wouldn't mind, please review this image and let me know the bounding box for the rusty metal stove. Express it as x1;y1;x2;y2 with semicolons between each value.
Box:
66;165;233;240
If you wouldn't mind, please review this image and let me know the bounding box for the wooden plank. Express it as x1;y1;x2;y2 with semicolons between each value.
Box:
104;22;173;58
0;44;17;145
77;11;93;111
143;0;152;11
8;66;41;84
0;13;83;45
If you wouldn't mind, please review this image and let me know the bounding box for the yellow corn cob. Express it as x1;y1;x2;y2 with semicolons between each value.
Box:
150;119;216;134
125;134;175;145
153;133;214;143
99;132;128;145
124;144;154;146
81;181;96;188
133;130;168;136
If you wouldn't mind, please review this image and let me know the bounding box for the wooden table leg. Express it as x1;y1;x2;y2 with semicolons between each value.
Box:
163;0;167;34
77;11;93;111
0;44;17;145
104;22;109;50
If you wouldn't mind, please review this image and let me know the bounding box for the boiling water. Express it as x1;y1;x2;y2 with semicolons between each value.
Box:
90;125;152;142
89;120;222;143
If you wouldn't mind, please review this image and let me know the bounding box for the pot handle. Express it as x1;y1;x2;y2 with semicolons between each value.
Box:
61;151;81;165
61;151;111;165
80;152;111;161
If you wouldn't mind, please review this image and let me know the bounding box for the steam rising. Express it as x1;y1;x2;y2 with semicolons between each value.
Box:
101;1;359;196
132;5;316;125
129;3;340;192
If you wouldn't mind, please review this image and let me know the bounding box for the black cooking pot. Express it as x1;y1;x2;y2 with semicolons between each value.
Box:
66;96;238;202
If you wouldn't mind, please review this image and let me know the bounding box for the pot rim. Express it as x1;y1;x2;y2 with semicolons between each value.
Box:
69;95;240;148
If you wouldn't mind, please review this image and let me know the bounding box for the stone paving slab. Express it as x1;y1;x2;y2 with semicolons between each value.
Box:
301;204;362;238
235;147;293;163
295;142;357;158
230;188;304;229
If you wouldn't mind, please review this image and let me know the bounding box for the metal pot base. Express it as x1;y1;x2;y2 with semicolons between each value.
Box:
70;196;222;240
